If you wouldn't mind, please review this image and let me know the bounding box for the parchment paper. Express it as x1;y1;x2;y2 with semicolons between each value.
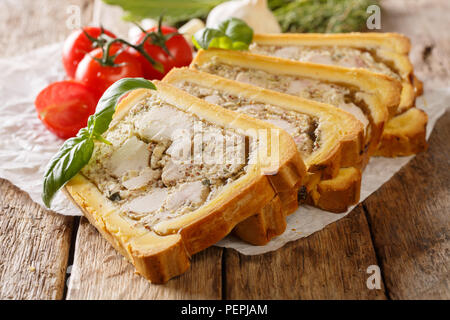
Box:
0;43;448;255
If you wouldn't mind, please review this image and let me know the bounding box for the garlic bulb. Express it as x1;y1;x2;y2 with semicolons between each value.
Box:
206;0;281;34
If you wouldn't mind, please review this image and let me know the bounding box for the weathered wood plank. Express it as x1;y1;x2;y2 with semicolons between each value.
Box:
360;0;450;300
225;206;387;300
66;218;222;300
364;111;450;299
0;0;94;300
0;180;73;299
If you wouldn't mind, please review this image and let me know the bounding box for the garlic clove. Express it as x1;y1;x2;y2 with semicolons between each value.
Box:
178;18;205;47
206;0;281;34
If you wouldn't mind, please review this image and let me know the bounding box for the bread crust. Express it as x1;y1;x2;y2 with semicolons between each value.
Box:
234;166;362;246
64;83;306;283
164;68;365;244
251;33;428;158
233;194;285;246
305;167;362;213
374;49;415;112
164;68;364;177
193;49;399;117
252;33;411;54
191;49;400;165
63;177;191;284
413;74;424;96
230;34;426;244
252;32;414;112
375;108;428;157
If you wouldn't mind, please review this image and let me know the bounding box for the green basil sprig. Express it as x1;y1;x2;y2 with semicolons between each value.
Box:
42;78;156;208
193;18;253;51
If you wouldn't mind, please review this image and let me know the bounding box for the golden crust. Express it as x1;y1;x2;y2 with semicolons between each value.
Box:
305;167;362;213
250;33;428;158
164;68;365;245
233;195;285;246
399;81;416;112
253;33;413;112
232;188;299;246
374;49;415;112
164;67;364;177
375;108;428;157
252;33;411;54
65;83;306;283
412;74;424;96
193;49;399;117
191;49;400;164
234;166;362;246
163;68;363;245
116;83;306;197
64;175;191;284
230;181;300;245
229;34;426;243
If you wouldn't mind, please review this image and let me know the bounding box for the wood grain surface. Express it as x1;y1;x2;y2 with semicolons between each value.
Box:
0;180;73;299
0;0;94;300
225;206;387;300
0;0;448;300
364;113;450;299
66;218;222;300
363;0;450;300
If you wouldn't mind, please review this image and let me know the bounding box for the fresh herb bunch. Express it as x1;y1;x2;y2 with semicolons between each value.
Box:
42;78;156;207
104;0;378;33
269;0;378;33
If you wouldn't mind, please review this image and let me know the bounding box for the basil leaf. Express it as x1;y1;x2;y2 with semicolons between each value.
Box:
231;41;249;50
193;18;253;51
42;133;94;207
92;77;156;135
193;28;225;50
217;18;253;47
209;36;233;50
42;77;156;208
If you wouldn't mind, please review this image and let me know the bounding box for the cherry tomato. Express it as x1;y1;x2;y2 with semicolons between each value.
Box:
35;81;97;139
130;26;192;80
63;26;116;78
75;45;144;99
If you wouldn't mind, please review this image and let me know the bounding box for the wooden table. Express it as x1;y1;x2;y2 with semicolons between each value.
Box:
0;0;448;300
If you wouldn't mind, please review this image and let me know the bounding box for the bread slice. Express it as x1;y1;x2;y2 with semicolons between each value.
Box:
251;32;415;112
250;33;428;156
63;82;305;283
164;68;364;178
231;166;363;245
305;167;362;212
191;49;402;166
375;108;428;157
163;68;363;244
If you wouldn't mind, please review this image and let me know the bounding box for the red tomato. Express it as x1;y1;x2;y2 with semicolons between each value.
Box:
63;26;116;78
75;45;144;99
130;26;192;80
35;81;97;139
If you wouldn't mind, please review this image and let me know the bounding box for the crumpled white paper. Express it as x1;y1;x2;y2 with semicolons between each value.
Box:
0;43;448;255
